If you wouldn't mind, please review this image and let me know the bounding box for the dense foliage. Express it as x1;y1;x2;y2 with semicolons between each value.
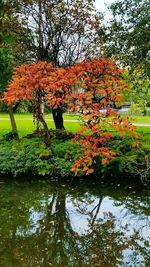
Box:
101;0;150;77
0;132;81;177
123;70;150;116
2;58;139;175
0;132;149;179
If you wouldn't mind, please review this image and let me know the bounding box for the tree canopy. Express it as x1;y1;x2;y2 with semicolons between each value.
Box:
8;0;101;66
100;0;150;77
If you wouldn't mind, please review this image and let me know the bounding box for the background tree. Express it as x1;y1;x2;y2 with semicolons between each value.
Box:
100;0;150;77
124;69;150;116
9;0;101;66
0;0;19;137
1;0;102;129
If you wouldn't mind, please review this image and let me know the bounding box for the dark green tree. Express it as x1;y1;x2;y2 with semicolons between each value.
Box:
0;0;18;137
100;0;150;77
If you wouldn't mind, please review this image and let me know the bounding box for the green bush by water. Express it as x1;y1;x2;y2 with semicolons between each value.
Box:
0;131;149;179
0;132;82;177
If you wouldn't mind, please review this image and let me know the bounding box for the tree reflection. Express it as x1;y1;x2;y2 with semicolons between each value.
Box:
0;180;149;267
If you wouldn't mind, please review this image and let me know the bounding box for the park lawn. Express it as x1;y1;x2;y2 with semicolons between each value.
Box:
0;112;149;122
0;113;81;138
137;126;150;149
0;113;149;139
0;112;79;120
128;116;150;124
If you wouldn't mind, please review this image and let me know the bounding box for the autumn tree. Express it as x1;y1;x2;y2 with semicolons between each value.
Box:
2;58;137;173
1;61;78;138
2;62;55;143
69;58;137;175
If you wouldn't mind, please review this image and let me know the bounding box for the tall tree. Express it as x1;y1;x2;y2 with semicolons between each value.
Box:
0;0;18;137
100;0;150;77
10;0;101;66
123;69;150;115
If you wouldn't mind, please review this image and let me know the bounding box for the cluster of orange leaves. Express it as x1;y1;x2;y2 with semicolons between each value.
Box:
2;61;77;109
2;58;138;175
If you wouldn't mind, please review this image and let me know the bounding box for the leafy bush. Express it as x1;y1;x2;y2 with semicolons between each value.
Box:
0;138;51;176
52;140;81;159
2;131;18;141
0;134;149;180
126;103;143;116
119;147;150;181
49;129;74;141
104;136;150;180
0;137;81;177
52;140;82;177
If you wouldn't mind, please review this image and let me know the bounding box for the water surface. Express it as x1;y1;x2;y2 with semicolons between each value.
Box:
0;178;149;267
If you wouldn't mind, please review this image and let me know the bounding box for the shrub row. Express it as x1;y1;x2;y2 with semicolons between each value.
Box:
0;131;149;180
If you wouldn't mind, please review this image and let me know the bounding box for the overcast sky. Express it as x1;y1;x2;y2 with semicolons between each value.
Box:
94;0;114;20
95;0;114;11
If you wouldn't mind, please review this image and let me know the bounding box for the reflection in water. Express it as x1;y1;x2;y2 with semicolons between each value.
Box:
0;179;149;267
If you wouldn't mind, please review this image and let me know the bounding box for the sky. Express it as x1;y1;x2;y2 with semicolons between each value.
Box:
95;0;114;11
94;0;114;20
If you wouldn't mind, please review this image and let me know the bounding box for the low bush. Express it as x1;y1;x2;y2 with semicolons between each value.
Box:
0;136;82;177
2;132;18;141
0;133;149;180
103;136;150;181
49;129;74;141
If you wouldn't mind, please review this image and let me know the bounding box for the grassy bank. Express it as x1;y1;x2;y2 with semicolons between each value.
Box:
0;113;149;179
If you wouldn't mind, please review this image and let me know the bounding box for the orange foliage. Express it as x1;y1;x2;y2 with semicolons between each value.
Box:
2;58;138;175
69;58;137;175
2;61;77;110
2;62;54;105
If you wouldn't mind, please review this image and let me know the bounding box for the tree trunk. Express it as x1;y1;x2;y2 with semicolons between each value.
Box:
143;101;147;116
8;106;19;139
33;89;50;144
40;115;50;145
52;107;65;129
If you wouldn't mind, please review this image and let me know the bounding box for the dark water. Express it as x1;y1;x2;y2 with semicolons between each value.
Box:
0;178;149;267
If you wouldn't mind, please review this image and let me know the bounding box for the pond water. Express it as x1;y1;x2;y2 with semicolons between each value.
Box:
0;178;149;267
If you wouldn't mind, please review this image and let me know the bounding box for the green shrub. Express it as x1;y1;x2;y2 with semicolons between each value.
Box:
0;138;52;176
105;137;150;180
0;137;82;177
2;131;18;141
0;133;149;180
49;129;74;141
52;140;81;159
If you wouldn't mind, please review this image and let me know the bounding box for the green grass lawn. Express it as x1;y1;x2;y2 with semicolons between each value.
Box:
0;113;81;137
127;115;150;124
0;113;149;138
